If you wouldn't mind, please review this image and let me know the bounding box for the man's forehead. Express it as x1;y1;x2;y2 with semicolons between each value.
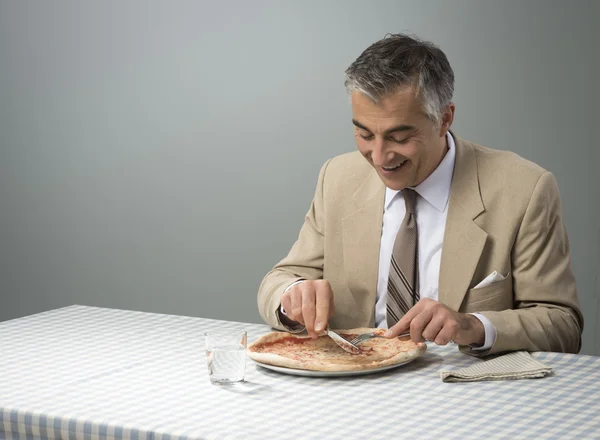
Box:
351;94;419;132
351;89;420;120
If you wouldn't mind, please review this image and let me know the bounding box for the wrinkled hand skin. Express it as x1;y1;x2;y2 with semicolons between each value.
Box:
384;298;485;346
280;280;335;338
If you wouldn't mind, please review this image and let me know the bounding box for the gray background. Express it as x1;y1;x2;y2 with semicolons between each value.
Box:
0;1;598;355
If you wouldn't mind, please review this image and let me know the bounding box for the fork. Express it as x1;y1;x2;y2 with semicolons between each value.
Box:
349;331;411;346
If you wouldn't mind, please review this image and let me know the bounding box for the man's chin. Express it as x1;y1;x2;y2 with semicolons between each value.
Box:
377;172;413;191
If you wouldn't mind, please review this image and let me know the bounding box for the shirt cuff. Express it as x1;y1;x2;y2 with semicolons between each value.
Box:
469;313;496;351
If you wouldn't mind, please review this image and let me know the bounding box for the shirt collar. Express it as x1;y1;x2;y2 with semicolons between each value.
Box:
384;131;456;212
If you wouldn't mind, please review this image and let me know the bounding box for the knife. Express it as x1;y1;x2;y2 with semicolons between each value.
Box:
326;326;361;354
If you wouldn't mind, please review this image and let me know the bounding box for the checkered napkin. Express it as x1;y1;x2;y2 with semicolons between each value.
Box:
440;351;553;383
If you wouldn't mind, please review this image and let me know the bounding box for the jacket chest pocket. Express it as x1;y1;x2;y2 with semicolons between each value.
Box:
460;274;513;313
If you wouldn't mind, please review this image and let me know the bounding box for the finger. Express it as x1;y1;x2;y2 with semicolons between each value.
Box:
408;307;434;342
290;288;304;325
422;314;445;341
314;282;333;332
433;322;457;346
302;288;317;338
280;292;292;317
384;300;427;337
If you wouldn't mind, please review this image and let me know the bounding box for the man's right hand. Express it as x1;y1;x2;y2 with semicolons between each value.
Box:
280;280;335;338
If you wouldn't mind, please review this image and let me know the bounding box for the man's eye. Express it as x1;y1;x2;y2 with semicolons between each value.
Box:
391;137;410;144
360;133;374;140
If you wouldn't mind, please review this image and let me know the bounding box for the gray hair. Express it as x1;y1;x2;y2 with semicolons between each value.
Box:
344;33;454;124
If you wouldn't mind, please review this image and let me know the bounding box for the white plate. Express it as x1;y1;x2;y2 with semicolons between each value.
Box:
253;358;416;377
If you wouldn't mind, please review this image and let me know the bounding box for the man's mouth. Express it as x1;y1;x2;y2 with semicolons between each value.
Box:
381;160;408;173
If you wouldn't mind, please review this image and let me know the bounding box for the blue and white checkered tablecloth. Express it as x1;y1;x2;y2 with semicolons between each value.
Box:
1;305;599;439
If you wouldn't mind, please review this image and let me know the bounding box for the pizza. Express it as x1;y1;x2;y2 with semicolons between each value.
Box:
247;327;426;372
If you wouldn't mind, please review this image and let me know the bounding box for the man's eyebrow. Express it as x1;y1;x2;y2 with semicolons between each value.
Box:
352;119;415;135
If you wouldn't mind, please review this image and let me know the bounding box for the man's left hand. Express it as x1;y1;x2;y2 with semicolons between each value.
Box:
384;298;485;346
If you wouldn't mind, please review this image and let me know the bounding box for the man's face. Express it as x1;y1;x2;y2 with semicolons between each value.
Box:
351;88;454;190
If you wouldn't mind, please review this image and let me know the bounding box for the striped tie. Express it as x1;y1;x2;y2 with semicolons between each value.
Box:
386;189;420;328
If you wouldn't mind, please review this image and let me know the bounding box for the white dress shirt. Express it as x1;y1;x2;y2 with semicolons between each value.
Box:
375;132;495;350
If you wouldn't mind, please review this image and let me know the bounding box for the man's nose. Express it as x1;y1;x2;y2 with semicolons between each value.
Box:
370;138;391;166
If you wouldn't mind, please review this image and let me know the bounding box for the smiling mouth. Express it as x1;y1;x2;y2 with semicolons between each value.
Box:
380;160;407;173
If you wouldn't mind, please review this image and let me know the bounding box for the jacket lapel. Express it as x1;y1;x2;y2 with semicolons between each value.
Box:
439;137;488;311
342;169;385;321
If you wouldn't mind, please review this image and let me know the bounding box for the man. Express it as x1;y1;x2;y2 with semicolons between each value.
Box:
257;33;583;355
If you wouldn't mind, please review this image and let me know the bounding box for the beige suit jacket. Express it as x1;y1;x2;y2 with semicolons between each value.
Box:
258;136;583;355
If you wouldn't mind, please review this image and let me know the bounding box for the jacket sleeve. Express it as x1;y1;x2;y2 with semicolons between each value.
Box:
470;171;583;355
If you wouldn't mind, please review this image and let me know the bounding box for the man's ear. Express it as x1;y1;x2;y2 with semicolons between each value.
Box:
439;102;455;136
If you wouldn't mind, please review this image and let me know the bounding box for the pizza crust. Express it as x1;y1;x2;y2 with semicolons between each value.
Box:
247;328;426;372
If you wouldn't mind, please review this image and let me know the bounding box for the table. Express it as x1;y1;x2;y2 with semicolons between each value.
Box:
1;306;599;439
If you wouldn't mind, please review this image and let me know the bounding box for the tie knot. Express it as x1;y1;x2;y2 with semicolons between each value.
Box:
403;189;417;213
